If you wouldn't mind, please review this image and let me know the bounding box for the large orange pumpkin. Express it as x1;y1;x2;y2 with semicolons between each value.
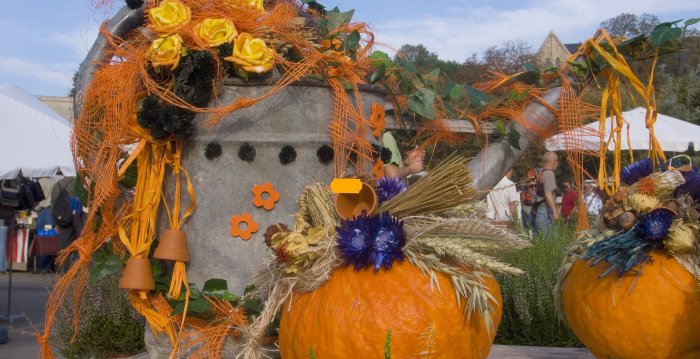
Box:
279;261;502;359
561;250;700;359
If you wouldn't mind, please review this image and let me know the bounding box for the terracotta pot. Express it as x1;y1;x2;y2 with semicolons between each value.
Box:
153;229;189;262
335;182;378;220
119;258;155;290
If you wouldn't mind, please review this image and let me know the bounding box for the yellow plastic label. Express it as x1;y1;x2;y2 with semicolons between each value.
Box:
330;178;362;194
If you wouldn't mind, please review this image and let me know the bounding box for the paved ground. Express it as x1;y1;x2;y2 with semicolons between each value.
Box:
0;271;55;359
0;271;593;359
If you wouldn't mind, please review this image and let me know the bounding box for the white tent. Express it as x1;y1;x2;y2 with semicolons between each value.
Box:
0;85;75;179
545;107;700;153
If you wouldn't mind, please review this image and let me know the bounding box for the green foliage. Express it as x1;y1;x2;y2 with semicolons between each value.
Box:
657;65;700;124
88;246;123;284
384;329;392;359
309;348;317;359
52;274;145;358
494;223;582;347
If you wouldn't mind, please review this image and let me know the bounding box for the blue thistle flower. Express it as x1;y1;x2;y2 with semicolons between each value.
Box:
369;212;405;271
336;214;374;270
679;168;700;202
637;208;674;242
620;158;655;185
377;177;406;204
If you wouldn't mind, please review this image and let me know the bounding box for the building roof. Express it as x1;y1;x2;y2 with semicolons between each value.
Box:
564;43;581;55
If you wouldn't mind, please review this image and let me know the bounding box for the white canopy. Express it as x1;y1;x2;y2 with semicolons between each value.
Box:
545;107;700;153
0;85;75;179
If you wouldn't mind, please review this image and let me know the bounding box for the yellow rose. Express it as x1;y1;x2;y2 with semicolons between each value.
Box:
148;34;186;70
225;33;276;74
224;0;264;11
148;0;191;33
194;18;238;48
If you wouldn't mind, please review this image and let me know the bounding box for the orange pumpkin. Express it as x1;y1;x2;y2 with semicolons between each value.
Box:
561;250;700;359
279;261;502;359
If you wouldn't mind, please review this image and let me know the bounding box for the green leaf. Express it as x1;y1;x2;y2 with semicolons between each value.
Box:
88;249;123;284
118;161;138;189
244;284;256;295
651;25;682;49
566;60;589;77
384;329;392;359
448;84;464;101
366;63;386;84
326;7;354;33
202;278;228;293
507;127;522;151
244;297;264;316
75;175;90;204
466;85;490;110
309;348;317;359
344;30;360;53
515;64;540;85
496;119;507;136
685;18;700;27
399;59;417;73
407;87;436;119
369;51;391;68
171;298;211;315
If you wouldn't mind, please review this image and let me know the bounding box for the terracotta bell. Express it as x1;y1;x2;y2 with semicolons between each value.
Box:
119;257;155;290
153;229;190;262
335;182;378;220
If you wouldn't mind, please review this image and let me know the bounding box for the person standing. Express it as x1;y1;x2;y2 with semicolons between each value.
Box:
560;180;577;221
382;131;425;179
584;183;603;218
534;152;559;238
486;170;519;225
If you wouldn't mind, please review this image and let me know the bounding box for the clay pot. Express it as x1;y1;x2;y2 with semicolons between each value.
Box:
153;229;189;262
119;258;156;290
335;182;378;220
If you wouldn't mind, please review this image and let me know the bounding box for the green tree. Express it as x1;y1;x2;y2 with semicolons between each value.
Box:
657;65;700;124
600;13;659;38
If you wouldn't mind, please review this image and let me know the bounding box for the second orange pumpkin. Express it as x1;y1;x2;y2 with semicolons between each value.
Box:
279;261;502;359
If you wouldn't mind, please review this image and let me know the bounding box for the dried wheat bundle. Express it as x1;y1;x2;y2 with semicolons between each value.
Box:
379;155;476;217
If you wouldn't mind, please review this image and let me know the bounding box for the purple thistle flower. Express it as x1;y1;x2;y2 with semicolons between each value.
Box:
679;168;700;202
638;208;674;242
336;214;374;270
620;158;655;185
377;177;406;204
369;212;405;271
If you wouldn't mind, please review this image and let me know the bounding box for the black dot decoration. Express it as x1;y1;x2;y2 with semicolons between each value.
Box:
238;142;256;163
204;142;222;160
279;145;297;165
316;144;334;165
125;0;144;9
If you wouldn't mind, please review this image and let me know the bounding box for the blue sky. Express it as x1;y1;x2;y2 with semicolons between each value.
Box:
1;0;698;96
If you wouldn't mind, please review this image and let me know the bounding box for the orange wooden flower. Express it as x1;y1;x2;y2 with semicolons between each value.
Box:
372;158;384;178
252;182;280;211
230;212;259;240
369;102;385;139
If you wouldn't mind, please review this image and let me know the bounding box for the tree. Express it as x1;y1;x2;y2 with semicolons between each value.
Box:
657;65;700;124
482;40;535;74
454;54;489;85
600;13;659;38
394;43;462;78
394;44;440;72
